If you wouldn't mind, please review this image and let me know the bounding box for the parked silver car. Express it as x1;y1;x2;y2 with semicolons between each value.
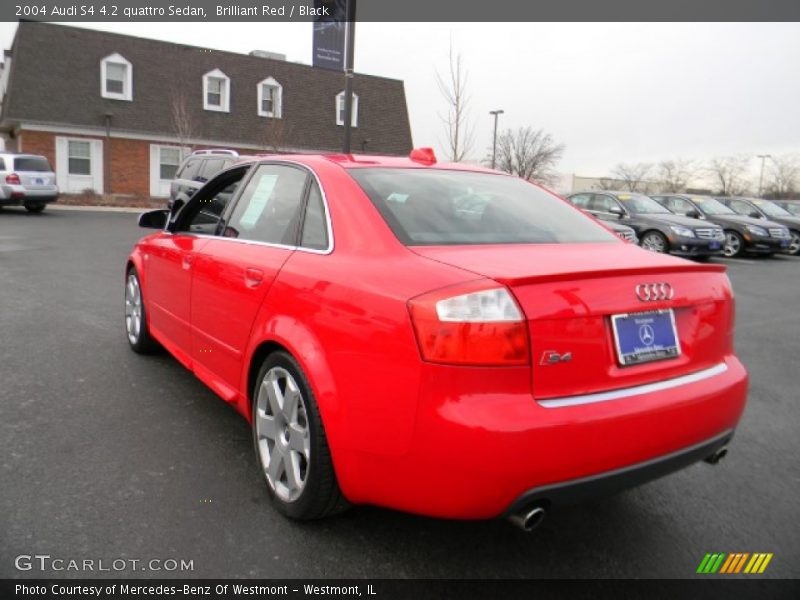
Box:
0;153;59;213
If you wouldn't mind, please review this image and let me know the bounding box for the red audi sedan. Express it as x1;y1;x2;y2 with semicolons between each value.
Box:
126;150;748;530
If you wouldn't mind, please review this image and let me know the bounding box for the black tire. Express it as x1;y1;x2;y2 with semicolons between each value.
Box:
640;231;669;254
24;203;45;213
252;351;348;520
125;267;159;354
723;230;744;258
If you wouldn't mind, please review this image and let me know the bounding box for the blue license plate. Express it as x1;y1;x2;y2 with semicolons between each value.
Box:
611;309;681;366
709;241;721;250
34;178;44;185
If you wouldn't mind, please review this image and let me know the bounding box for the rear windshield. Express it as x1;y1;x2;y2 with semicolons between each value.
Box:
349;168;617;245
14;156;52;172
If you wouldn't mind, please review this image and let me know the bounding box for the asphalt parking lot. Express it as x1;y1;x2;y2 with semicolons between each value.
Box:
1;207;798;579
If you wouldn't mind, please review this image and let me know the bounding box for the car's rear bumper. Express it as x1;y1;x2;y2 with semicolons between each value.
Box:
504;428;733;514
336;355;748;519
0;184;59;205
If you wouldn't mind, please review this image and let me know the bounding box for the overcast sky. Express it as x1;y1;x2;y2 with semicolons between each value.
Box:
1;21;798;179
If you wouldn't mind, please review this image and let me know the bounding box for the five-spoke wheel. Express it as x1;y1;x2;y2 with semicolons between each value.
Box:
252;352;347;519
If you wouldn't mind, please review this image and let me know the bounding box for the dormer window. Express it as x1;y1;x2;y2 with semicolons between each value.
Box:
203;69;230;112
101;53;132;101
336;91;358;127
257;77;282;118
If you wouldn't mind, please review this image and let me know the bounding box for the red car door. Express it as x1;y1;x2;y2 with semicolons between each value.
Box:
144;233;207;367
189;163;311;399
145;168;250;368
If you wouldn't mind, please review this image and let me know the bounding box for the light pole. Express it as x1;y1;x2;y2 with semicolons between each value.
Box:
757;154;772;198
489;109;504;169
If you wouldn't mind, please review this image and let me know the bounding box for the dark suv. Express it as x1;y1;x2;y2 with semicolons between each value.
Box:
168;149;239;210
716;197;800;256
567;191;724;257
652;194;792;257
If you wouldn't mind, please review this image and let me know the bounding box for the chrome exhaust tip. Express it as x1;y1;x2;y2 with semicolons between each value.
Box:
508;505;547;532
704;446;728;465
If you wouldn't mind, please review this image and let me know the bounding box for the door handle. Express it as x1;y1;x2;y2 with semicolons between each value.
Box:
245;268;264;288
182;254;194;270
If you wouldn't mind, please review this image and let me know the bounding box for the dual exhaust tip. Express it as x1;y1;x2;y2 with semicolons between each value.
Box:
508;446;729;532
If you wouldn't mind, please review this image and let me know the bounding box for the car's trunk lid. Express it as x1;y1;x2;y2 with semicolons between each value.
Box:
411;243;733;400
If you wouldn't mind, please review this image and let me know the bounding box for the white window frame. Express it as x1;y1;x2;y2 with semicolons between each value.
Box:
257;77;283;118
55;136;104;194
149;144;188;197
100;53;132;101
203;69;230;112
336;91;358;127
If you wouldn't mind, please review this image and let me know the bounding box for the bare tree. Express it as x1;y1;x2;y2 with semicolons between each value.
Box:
493;126;565;185
610;162;654;192
259;118;293;154
596;177;620;191
706;155;752;196
436;43;475;162
169;89;196;154
764;154;800;199
656;158;696;193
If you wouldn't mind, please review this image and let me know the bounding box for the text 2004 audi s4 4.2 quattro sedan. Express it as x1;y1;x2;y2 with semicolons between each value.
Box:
126;149;748;531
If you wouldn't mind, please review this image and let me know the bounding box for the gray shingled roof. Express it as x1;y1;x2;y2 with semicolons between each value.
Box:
1;22;413;155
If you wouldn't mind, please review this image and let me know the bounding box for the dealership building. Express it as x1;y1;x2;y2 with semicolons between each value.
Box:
0;21;413;200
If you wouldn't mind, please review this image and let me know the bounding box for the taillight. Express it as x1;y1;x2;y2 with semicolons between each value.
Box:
6;173;21;184
408;281;530;366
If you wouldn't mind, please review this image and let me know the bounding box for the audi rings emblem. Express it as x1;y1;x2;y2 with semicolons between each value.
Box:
635;283;674;302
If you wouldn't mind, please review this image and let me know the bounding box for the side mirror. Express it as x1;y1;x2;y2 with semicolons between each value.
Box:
686;209;701;219
138;209;169;230
608;205;624;218
749;211;762;219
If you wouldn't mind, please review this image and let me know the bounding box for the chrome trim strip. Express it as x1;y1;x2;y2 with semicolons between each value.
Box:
537;362;729;409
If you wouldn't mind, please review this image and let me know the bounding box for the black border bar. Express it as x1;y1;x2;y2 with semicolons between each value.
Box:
4;0;800;22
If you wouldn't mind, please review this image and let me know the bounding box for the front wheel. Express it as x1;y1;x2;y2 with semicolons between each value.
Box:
788;230;800;256
252;351;348;520
125;268;159;353
723;231;744;258
640;231;669;253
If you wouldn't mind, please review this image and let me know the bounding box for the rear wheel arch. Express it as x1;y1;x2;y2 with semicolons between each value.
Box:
245;328;339;426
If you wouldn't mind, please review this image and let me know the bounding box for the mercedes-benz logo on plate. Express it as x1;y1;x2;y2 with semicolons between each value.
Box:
639;323;655;346
635;283;674;302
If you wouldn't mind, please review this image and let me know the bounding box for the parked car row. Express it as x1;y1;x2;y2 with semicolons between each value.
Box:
567;191;800;258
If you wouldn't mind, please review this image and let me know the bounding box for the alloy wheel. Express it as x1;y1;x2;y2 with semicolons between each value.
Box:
723;232;741;257
125;273;142;344
789;231;800;256
255;367;311;502
641;233;666;253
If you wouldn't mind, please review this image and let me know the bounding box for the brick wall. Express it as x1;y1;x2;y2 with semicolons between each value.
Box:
18;128;256;199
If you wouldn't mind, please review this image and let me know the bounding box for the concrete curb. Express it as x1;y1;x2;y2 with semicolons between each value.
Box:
47;204;149;214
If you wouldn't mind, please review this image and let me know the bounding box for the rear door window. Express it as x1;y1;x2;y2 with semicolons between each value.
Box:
224;164;309;245
14;156;52;172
